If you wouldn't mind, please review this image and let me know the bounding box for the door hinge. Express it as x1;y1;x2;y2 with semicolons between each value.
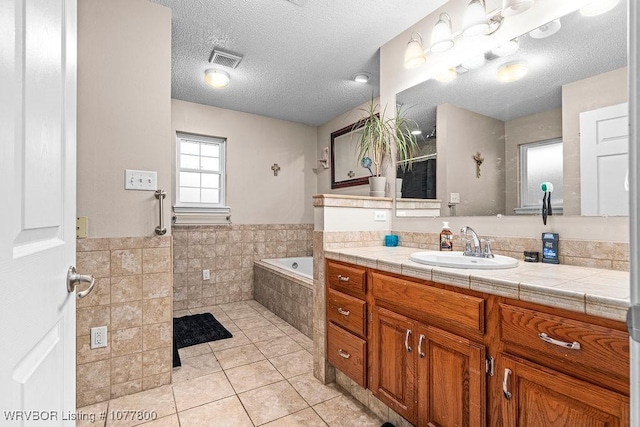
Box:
486;356;495;376
628;304;640;343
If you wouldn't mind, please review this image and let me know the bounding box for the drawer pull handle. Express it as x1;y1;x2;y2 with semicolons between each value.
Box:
418;334;425;358
337;349;351;359
337;275;350;282
503;368;512;400
538;333;581;350
405;329;412;352
337;307;350;316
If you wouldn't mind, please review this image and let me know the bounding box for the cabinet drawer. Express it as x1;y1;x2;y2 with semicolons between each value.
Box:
327;323;366;387
371;272;484;334
500;304;629;383
327;288;366;337
327;261;366;298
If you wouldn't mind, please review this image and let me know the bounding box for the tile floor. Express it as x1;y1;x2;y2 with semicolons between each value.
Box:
77;300;383;427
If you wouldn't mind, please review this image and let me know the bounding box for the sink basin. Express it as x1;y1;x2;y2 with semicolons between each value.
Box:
409;251;519;270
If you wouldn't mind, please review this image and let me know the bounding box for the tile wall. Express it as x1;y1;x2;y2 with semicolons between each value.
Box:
75;236;173;407
172;224;313;311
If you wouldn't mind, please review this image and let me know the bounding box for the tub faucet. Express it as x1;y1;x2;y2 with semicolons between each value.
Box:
460;226;481;256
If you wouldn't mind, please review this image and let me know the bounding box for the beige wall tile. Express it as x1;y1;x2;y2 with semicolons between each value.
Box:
111;327;143;357
77;251;111;278
77;387;111;408
77;238;110;252
111;379;143;399
143;247;172;273
77;359;110;391
76;277;110;308
143;297;172;325
111;301;143;329
111;249;142;276
108;237;146;250
142;347;172;377
111;353;143;384
111;275;143;303
77;334;110;365
143;322;172;351
143;372;171;391
77;305;110;337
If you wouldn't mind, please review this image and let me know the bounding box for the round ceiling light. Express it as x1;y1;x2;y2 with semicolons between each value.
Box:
204;69;230;88
529;19;561;39
353;73;371;83
581;0;620;16
497;61;528;83
491;39;519;57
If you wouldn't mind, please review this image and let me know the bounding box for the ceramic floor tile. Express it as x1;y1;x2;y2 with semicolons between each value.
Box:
224;307;261;320
232;315;273;331
288;373;344;406
254;335;303;358
138;414;179;427
178;396;253;427
225;359;285;393
172;371;236;412
313;395;382;427
243;325;287;343
177;342;212;359
261;408;328;427
269;349;313;378
213;343;265;370
276;323;301;336
208;331;251;352
77;401;109;427
238;380;309;426
219;301;253;312
106;385;176;427
171;352;221;383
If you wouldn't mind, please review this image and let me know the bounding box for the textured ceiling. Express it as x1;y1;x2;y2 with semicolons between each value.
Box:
149;0;447;126
397;1;628;138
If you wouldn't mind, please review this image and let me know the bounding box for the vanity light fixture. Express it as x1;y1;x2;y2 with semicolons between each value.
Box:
430;13;454;53
580;0;620;16
204;69;230;88
497;61;528;82
436;67;458;83
491;39;519;57
501;0;534;17
529;18;561;39
404;33;427;69
353;73;371;83
462;0;491;36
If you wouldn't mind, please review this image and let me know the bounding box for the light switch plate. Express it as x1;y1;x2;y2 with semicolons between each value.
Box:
125;169;157;191
374;211;387;221
450;193;460;204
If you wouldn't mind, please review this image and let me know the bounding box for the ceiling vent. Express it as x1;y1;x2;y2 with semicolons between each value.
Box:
209;50;243;69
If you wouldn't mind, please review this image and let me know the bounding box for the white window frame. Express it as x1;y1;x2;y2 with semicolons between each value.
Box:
515;138;564;215
174;132;230;222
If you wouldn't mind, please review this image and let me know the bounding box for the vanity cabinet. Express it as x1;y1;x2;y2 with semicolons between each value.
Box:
324;260;630;426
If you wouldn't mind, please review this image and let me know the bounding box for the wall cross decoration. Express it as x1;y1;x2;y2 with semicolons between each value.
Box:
473;152;484;178
271;163;281;176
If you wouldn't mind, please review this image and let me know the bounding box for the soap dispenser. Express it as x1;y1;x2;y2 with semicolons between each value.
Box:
440;221;453;251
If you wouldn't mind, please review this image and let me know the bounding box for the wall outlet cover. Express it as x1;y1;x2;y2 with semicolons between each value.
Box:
90;326;108;349
202;269;210;280
374;211;387;221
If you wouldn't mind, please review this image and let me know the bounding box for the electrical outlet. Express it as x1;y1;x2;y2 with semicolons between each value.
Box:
374;211;387;221
450;193;460;204
91;326;107;349
202;269;210;280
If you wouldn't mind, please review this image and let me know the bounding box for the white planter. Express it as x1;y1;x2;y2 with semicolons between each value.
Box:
369;176;386;197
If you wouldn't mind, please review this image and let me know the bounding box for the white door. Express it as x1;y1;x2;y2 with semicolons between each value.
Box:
580;103;629;216
0;0;80;425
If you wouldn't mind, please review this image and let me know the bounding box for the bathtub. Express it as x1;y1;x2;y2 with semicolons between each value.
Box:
254;257;313;338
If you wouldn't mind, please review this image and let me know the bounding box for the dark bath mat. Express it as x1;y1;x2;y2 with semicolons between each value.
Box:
173;313;233;367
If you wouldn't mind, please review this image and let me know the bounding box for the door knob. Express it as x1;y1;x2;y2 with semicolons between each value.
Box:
67;266;96;298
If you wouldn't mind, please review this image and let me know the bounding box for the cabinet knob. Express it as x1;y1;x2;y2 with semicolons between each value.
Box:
337;275;350;282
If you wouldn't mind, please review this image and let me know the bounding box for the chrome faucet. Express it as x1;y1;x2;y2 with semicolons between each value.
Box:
460;226;481;256
460;226;495;258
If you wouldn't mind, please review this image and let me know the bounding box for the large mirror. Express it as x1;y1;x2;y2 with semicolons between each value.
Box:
396;1;628;217
330;122;369;189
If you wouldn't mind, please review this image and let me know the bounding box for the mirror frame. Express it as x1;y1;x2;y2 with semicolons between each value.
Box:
330;120;369;189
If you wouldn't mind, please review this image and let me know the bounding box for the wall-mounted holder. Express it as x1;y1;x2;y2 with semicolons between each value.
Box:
318;147;330;169
271;163;281;176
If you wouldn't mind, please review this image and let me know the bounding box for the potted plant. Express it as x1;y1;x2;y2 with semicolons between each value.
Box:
355;99;419;196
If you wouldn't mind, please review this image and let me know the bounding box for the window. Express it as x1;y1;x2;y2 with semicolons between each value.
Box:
516;138;563;214
175;133;229;217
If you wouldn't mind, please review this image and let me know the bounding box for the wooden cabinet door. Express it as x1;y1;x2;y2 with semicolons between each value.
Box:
371;306;417;425
417;325;486;427
500;354;629;427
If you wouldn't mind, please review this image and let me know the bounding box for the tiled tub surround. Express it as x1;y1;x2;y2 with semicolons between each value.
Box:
254;261;314;338
75;236;173;408
394;231;629;271
172;224;313;311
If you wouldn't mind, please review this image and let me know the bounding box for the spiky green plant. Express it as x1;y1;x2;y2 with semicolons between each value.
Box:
354;99;419;177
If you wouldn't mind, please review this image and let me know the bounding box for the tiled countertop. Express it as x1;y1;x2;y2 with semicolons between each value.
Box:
324;246;630;322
